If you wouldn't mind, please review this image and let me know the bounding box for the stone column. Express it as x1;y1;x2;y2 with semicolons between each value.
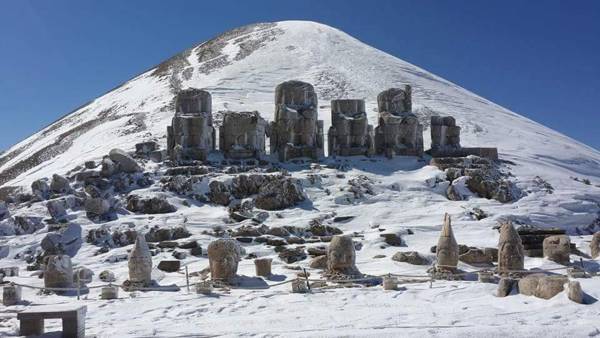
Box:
254;258;272;277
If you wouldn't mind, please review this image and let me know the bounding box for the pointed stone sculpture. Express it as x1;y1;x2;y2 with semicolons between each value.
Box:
327;235;361;278
128;233;152;286
207;239;241;283
497;221;524;274
436;213;459;271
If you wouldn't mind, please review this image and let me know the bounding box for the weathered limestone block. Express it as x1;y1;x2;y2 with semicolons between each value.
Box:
567;280;583;304
0;201;8;220
498;221;524;274
382;275;398;290
101;286;119;300
128;234;152;286
167;88;216;162
254;258;272;277
207;239;241;282
518;273;546;296
543;235;571;265
3;285;22;306
374;86;424;158
590;231;600;259
270;80;324;161
219;111;267;159
73;267;94;285
327;99;374;156
436;214;459;271
327;235;361;277
392;251;429;265
44;255;74;289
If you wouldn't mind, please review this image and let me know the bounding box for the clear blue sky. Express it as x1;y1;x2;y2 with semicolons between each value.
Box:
1;0;598;150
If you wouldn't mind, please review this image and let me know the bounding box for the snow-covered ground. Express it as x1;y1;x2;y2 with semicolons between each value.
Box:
1;21;600;337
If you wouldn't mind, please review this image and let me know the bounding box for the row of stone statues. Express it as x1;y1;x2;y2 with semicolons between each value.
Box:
166;80;497;162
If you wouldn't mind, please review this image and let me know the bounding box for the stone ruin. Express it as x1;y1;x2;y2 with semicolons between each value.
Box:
167;88;216;162
44;255;73;291
326;235;361;278
219;111;267;159
435;213;459;272
428;116;498;160
327;99;374;157
270;80;324;162
207;239;241;283
497;221;524;274
125;234;153;289
374;86;424;158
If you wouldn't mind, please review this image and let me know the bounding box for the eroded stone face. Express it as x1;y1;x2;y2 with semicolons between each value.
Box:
167;88;215;162
128;234;152;285
44;254;73;289
327;235;361;277
219;111;267;159
270;80;324;161
498;222;525;273
436;214;459;270
374;86;424;158
328;99;374;157
207;239;241;282
431;116;461;151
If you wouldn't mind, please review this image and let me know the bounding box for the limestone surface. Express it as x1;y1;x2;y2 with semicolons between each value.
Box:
219;111;267;159
327;99;374;157
327;235;361;277
128;234;153;285
497;222;524;273
542;235;571;265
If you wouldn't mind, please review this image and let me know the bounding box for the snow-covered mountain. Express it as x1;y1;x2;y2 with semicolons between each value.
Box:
1;20;598;189
1;21;600;337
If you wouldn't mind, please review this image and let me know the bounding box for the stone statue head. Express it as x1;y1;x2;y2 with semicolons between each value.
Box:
207;239;242;281
275;80;317;109
377;86;412;114
175;88;212;115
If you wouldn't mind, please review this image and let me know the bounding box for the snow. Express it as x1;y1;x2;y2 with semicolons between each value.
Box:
1;20;600;337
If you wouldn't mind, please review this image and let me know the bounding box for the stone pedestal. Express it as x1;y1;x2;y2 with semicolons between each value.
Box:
382;276;398;290
328;99;374;157
2;285;22;306
254;258;272;277
219;111;267;159
167;88;215;162
100;286;119;300
374;86;424;158
270;80;324;162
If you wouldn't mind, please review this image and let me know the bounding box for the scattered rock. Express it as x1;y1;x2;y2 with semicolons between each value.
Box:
109;148;142;173
543;235;571;265
567;280;583;304
392;251;429;265
50;174;71;194
459;248;494;266
84;198;111;220
309;255;328;269
255;177;305;210
126;195;176;214
497;277;516;297
157;260;181;272
31;179;50;200
535;275;569;299
73;267;94;284
44;255;73;289
278;247;307;263
99;270;116;282
591;232;600;259
380;233;404;246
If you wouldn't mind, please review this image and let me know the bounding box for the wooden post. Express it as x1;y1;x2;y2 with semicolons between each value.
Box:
303;268;310;292
185;266;190;293
76;274;80;300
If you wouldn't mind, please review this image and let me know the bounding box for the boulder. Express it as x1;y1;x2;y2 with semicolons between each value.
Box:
380;233;404;246
327;235;361;277
44;255;73;289
101;157;119;177
535;275;569;299
0;201;8;220
40;223;82;257
308;223;342;236
208;181;231;206
50;174;71;194
459;248;494;265
84;198;111;219
46;199;68;222
207;239;241;282
109;148;142;173
309;255;328;269
497;277;516;297
255;178;305;210
278;247;307;264
518;273;546;296
126;195;176;214
31;179;50;200
135;141;159;155
543;235;571;265
13;216;44;235
157;260;181;273
392;251;429;265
